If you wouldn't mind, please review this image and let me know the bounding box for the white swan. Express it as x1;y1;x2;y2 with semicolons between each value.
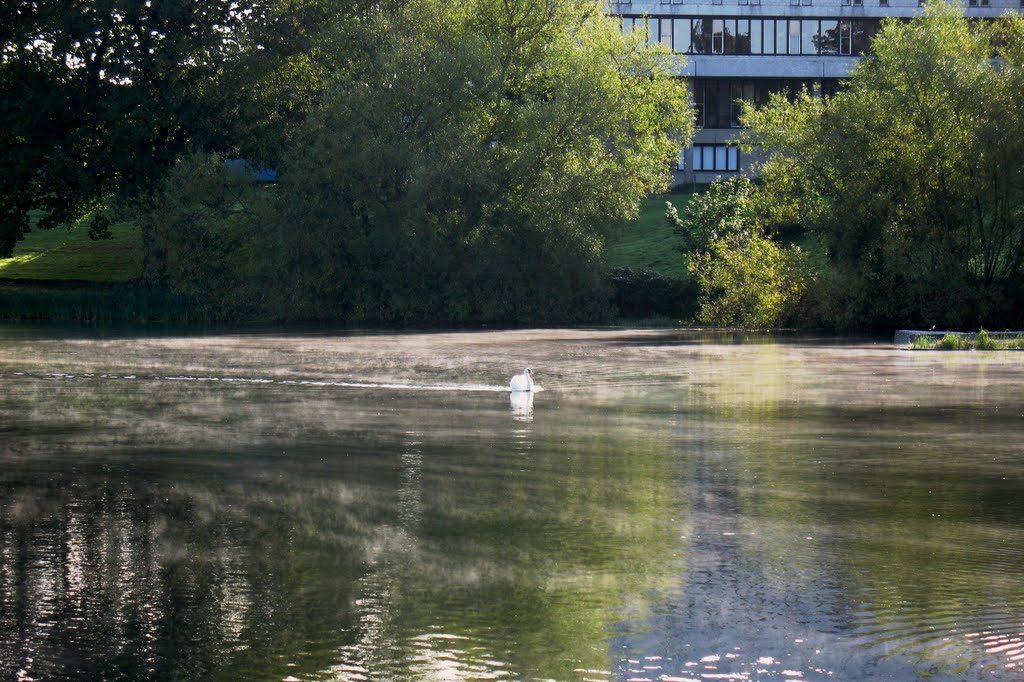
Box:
509;367;534;392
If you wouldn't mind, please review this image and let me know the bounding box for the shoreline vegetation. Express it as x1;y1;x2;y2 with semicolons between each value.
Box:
0;190;700;325
903;329;1024;351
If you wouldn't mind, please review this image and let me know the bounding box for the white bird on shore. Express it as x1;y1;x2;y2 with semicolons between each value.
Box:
509;367;534;392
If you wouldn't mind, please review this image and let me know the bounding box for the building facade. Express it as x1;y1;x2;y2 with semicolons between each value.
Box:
611;0;1023;183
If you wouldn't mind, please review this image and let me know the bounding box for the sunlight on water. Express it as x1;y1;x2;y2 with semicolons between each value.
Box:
2;327;1024;681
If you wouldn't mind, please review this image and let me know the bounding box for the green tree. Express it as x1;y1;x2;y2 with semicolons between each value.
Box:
146;0;694;324
0;0;344;257
0;1;240;254
741;1;1024;328
669;178;810;328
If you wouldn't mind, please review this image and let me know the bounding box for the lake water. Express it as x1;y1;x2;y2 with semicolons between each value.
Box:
1;326;1023;681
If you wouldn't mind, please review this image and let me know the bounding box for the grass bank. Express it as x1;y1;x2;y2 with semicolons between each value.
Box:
0;220;143;282
605;188;694;279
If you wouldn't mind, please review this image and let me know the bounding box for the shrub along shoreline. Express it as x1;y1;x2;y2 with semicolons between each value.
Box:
0;280;192;324
907;328;1024;350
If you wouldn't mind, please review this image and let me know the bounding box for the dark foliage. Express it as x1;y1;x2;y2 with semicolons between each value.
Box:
606;267;697;319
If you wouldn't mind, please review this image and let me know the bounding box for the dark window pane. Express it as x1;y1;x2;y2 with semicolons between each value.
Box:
737;20;751;54
724;19;737;53
712;19;725;54
715;80;731;127
692;18;710;53
821;78;842;98
839;19;852;54
818;19;839;55
852;19;879;54
693;80;705;127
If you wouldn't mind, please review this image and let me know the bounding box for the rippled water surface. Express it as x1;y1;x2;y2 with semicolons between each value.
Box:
2;326;1024;681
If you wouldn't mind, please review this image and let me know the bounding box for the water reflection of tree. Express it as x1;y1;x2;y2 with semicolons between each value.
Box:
327;412;691;680
0;378;691;681
689;344;1024;677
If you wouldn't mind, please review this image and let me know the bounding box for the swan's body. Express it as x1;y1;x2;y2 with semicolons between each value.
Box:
509;367;534;392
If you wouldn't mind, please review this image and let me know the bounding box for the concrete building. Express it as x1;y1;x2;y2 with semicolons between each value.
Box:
611;0;1023;183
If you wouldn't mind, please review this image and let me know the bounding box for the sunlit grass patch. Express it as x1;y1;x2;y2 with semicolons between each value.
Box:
605;189;696;280
936;333;969;350
0;221;143;282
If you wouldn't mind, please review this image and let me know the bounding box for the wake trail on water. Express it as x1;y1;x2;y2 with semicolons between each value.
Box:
1;370;542;393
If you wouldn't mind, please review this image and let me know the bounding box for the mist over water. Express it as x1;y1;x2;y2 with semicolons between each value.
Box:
1;326;1024;681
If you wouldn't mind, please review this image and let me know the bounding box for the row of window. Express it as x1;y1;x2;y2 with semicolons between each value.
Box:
686;144;741;172
621;16;880;55
693;78;841;128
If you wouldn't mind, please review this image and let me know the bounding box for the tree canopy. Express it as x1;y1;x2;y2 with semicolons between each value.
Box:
731;1;1024;328
142;0;693;324
0;0;348;256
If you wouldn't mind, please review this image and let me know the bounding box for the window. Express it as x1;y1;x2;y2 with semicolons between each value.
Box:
664;17;875;58
879;0;888;6
673;18;692;53
692;18;710;53
736;20;751;54
802;19;818;54
762;20;777;54
839;19;852;55
851;19;879;54
819;19;839;55
777;20;789;54
692;144;740;172
730;80;754;127
693;80;733;128
723;19;737;53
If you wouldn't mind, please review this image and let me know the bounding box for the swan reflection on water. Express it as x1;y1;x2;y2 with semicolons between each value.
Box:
509;390;534;422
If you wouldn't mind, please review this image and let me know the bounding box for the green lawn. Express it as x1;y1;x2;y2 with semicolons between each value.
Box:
0;221;143;282
604;189;694;280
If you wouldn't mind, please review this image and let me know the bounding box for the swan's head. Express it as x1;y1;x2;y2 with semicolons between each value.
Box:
525;368;534;377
